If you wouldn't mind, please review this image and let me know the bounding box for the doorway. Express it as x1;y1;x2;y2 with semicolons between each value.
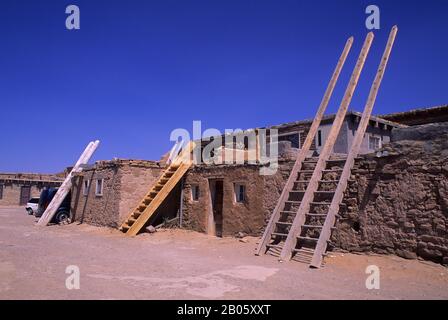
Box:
20;186;31;205
208;179;224;237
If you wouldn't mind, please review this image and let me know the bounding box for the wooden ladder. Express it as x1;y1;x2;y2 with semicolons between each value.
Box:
278;32;374;263
255;36;354;256
309;26;398;268
120;141;196;236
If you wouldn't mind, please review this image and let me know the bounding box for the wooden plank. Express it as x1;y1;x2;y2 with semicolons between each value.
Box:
279;32;374;262
310;26;398;268
255;36;353;256
37;140;100;226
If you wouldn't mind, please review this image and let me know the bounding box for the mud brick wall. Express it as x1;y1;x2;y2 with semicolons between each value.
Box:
333;122;448;264
71;160;163;228
0;183;43;206
182;165;267;236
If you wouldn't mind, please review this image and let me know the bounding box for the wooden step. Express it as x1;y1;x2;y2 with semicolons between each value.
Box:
266;243;283;249
272;232;288;237
280;210;297;215
302;224;323;229
297;236;318;241
276;221;293;226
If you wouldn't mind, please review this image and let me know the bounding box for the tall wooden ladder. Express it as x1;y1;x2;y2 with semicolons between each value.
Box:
277;32;375;263
120;141;196;236
308;26;398;268
255;36;353;256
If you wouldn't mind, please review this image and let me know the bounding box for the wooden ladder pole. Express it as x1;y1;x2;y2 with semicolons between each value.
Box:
37;140;100;226
310;26;398;268
279;32;374;262
255;37;354;256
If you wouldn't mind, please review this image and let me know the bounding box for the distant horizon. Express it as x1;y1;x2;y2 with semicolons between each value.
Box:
1;0;447;173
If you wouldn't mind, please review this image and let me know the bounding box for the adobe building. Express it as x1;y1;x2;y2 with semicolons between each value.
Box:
70;159;181;228
0;173;63;206
68;106;448;265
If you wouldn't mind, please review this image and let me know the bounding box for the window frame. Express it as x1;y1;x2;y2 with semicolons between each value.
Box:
83;179;90;197
234;183;246;203
369;135;381;150
191;184;200;201
95;179;104;197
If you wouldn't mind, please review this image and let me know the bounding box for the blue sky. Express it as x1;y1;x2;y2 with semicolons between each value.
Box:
1;0;447;173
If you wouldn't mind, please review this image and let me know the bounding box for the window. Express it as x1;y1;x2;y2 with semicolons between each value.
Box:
28;198;39;204
95;179;103;196
191;184;200;201
83;179;90;196
0;185;3;200
234;183;246;203
369;135;381;150
317;130;322;147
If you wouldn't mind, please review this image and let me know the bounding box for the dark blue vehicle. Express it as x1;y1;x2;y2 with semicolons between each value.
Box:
34;187;71;224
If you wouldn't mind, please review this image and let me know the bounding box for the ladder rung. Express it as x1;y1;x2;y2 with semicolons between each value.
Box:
322;169;343;172
280;210;296;215
276;221;292;226
272;232;288;237
285;201;301;204
314;191;335;194
306;213;327;217
266;243;283;249
302;224;323;229
310;202;330;205
297;236;318;241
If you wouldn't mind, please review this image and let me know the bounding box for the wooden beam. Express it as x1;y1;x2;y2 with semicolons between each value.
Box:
279;32;374;262
255;36;353;256
37;140;100;226
310;26;398;268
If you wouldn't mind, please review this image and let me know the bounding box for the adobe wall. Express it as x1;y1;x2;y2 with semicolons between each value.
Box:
0;184;43;206
333;122;448;264
71;160;163;228
71;162;121;227
182;165;268;236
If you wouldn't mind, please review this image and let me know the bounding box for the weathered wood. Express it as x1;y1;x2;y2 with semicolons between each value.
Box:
37;140;100;226
279;32;374;262
122;141;195;236
310;26;398;268
254;37;353;256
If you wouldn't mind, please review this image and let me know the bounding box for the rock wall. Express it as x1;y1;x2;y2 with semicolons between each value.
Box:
333;122;448;264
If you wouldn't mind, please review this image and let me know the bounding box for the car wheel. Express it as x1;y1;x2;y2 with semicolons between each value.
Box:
26;208;33;215
55;211;70;224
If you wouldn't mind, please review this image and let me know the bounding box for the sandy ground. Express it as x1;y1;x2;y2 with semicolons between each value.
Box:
0;207;447;300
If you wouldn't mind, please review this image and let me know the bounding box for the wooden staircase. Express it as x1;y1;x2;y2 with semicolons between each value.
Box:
120;141;196;236
255;36;354;256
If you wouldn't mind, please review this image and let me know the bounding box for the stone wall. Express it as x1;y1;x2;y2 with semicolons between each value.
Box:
181;122;448;264
71;160;163;228
333;122;448;264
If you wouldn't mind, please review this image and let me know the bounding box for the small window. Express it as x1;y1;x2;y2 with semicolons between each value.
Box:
95;179;104;196
191;185;200;201
0;185;3;200
369;135;381;150
234;184;246;203
83;179;90;196
317;130;322;147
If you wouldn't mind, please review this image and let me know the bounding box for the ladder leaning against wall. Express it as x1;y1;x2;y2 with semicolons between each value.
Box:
120;141;196;236
256;26;398;268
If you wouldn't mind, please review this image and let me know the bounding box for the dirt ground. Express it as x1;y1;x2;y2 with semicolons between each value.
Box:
0;207;447;300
